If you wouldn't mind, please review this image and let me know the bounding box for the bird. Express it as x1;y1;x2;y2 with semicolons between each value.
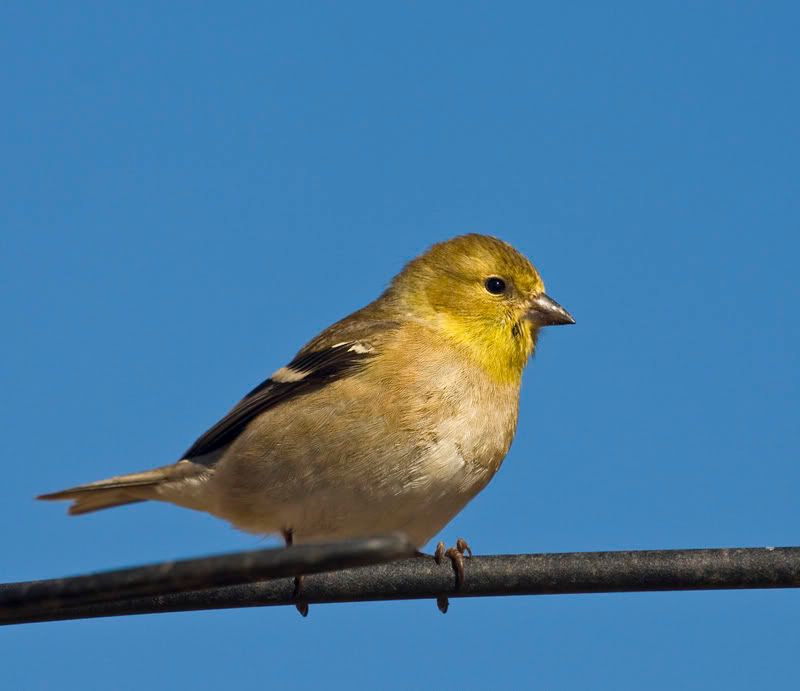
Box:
38;233;574;613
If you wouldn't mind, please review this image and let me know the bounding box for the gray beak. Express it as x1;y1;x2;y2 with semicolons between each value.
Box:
526;293;575;326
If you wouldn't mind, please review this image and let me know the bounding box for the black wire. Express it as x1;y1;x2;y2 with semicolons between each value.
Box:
0;534;415;623
2;543;799;626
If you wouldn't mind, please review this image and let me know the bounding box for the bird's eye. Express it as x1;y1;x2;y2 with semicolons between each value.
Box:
484;277;507;295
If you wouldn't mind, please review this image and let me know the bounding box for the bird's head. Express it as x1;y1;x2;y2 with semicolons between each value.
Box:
390;234;574;383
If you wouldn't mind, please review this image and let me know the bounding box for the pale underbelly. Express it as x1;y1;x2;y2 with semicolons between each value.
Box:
220;496;470;548
209;475;488;549
187;394;512;548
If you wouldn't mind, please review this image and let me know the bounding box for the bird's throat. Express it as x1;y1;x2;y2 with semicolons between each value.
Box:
439;315;534;385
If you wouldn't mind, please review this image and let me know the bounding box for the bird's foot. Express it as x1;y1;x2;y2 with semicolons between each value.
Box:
283;528;309;617
293;575;309;617
434;537;473;614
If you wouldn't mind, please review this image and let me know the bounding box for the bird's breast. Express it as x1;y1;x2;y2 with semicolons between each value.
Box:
378;341;521;495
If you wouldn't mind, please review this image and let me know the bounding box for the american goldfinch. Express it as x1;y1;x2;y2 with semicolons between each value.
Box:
39;234;573;562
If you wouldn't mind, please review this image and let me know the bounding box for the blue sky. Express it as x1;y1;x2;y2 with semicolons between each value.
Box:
2;2;799;689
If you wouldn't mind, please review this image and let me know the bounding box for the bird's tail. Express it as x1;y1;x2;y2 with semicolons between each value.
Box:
37;464;186;515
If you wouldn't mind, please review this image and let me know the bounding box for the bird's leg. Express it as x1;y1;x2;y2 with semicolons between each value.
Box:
433;537;473;614
283;529;309;617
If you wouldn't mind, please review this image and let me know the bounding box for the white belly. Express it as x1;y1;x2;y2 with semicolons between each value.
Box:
256;437;491;548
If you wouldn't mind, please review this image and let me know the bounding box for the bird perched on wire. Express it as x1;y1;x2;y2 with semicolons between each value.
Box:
39;234;574;613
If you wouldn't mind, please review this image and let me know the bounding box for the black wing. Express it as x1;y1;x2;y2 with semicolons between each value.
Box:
182;341;375;460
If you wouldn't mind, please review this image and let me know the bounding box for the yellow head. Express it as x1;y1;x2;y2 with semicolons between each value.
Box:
389;234;574;383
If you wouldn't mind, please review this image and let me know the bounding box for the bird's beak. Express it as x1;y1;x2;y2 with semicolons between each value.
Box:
526;293;575;326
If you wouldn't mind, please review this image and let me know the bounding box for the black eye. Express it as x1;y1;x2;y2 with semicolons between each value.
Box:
484;277;506;295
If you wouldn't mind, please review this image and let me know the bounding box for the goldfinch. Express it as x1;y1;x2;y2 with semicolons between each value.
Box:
39;234;574;556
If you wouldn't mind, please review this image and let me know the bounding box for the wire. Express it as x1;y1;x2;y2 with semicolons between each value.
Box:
3;543;799;626
0;534;415;624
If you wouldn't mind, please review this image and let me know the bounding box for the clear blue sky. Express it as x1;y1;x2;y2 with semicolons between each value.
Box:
2;3;798;689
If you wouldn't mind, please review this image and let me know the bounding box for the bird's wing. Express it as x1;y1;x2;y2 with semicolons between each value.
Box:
182;339;377;460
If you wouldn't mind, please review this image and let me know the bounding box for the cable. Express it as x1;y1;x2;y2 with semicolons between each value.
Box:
2;543;798;625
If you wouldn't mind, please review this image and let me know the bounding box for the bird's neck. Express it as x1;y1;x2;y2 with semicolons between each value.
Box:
436;313;536;385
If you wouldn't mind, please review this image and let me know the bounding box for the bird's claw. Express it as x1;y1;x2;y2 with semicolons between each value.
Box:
455;537;473;558
283;529;309;617
434;537;472;614
293;575;309;617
